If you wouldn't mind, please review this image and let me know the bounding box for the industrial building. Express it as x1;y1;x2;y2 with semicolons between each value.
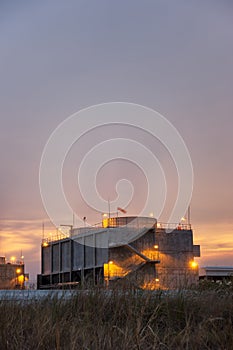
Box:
37;216;200;290
0;256;27;289
199;266;233;281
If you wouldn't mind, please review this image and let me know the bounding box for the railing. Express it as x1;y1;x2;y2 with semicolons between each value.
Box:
4;259;24;265
157;222;191;230
101;216;156;230
42;232;70;244
41;218;191;244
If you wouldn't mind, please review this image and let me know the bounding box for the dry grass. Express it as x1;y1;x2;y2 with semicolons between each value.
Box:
0;283;232;350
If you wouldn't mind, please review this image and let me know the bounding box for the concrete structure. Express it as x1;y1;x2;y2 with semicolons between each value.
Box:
0;257;27;289
37;217;200;290
156;223;200;288
199;266;233;281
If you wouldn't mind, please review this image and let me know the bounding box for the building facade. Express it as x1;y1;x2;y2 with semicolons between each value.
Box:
156;224;200;288
37;217;200;290
0;257;26;289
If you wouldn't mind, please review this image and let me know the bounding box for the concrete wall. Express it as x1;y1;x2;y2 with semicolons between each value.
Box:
41;235;109;281
42;246;51;275
155;229;199;289
0;264;25;289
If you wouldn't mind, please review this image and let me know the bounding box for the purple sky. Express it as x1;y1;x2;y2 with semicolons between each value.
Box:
1;0;233;281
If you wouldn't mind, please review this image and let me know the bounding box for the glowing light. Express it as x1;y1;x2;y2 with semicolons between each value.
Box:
16;268;21;274
154;245;159;249
18;275;25;283
42;242;49;247
155;278;159;282
104;261;125;281
11;256;16;263
157;223;161;228
102;213;108;217
102;218;109;228
181;217;186;222
190;261;198;269
149;212;154;217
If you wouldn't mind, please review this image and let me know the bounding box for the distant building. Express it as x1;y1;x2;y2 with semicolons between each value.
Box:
37;216;200;290
199;266;233;281
0;256;28;289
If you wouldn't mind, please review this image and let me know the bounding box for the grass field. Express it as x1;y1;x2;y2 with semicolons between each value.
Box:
0;281;232;350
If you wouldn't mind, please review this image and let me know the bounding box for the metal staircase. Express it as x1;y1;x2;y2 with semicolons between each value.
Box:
109;261;146;281
125;244;160;263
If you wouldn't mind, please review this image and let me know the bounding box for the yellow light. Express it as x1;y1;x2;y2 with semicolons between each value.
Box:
102;213;108;217
157;223;161;228
155;278;159;282
190;261;198;269
109;261;113;264
11;257;16;264
16;268;21;274
102;218;109;228
103;263;109;279
42;242;49;247
181;217;186;222
18;274;24;283
154;245;159;249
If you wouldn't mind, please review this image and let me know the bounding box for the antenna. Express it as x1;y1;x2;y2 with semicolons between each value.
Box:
42;222;44;240
83;217;86;227
188;205;191;226
108;198;111;219
20;249;24;263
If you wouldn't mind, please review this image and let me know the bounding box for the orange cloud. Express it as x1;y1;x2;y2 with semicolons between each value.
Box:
193;222;233;266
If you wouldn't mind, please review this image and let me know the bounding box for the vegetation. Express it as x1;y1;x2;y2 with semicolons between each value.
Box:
0;282;232;349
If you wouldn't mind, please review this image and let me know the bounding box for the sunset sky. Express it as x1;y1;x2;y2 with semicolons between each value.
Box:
1;1;233;281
